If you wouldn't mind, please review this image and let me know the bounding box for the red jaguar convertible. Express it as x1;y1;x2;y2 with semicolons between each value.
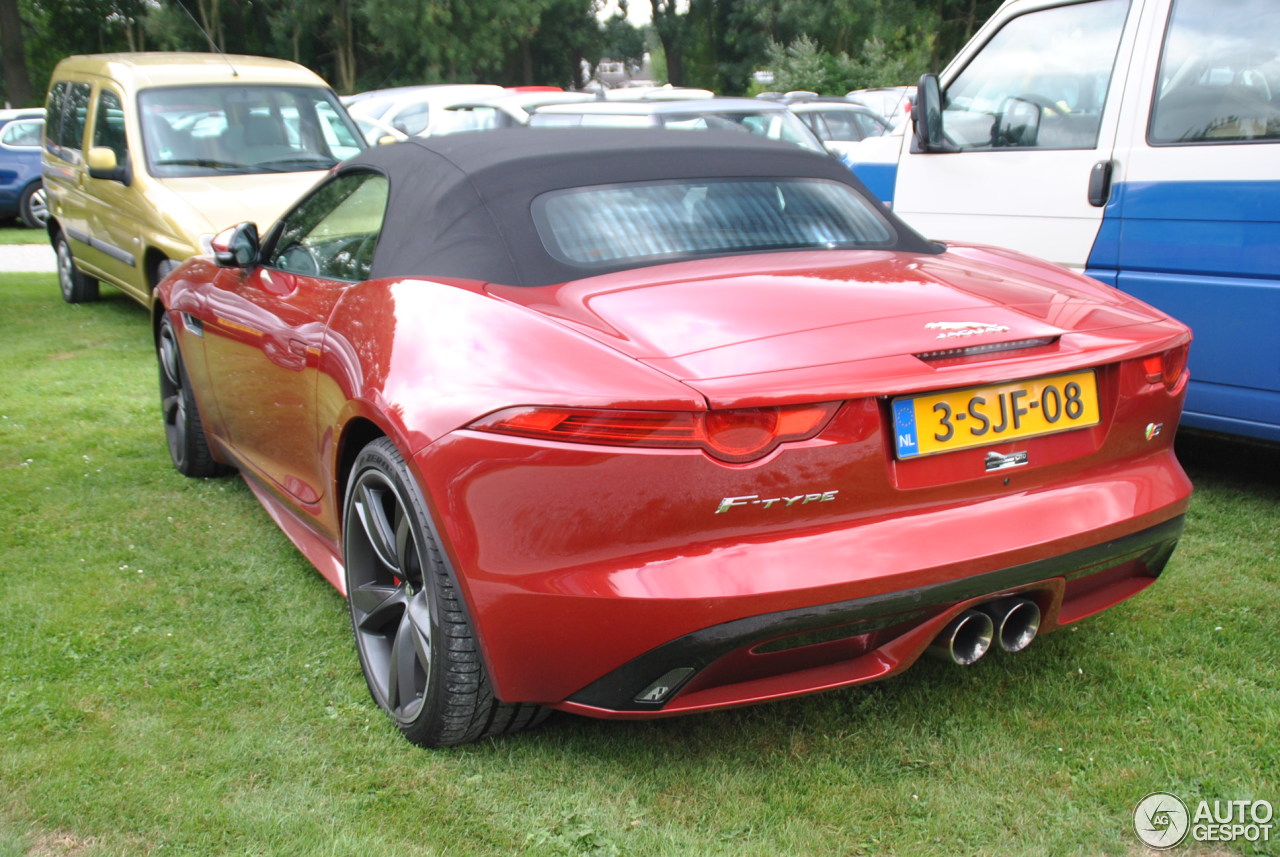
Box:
155;129;1192;746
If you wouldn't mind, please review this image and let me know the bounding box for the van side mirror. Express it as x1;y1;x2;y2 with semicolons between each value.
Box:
211;222;260;268
911;74;956;153
87;146;132;185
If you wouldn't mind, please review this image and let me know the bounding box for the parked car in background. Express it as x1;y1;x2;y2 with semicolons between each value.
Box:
782;97;891;160
528;97;830;154
432;90;597;133
156;129;1191;747
344;84;504;142
0;108;47;228
846;86;915;130
352;112;408;145
43;52;364;308
602;85;715;101
893;0;1279;442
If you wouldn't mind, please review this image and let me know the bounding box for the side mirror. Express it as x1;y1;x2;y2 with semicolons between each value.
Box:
211;222;260;268
911;74;956;153
87;146;132;185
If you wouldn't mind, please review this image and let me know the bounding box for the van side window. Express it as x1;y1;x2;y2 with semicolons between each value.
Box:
93;90;129;164
941;0;1129;150
45;81;92;161
60;83;91;153
1149;0;1280;144
44;82;66;147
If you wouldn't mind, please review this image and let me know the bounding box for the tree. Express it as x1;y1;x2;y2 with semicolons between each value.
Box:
529;0;601;88
600;10;646;72
14;0;150;105
1;0;1004;107
0;0;34;105
764;35;831;94
649;0;685;85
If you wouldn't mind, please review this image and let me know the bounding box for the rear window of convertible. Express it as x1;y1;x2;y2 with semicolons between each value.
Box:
532;178;895;267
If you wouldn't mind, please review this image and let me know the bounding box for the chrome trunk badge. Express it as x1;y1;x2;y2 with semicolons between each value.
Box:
985;450;1029;471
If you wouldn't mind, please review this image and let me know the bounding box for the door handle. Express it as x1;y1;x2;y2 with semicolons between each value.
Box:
1088;160;1115;207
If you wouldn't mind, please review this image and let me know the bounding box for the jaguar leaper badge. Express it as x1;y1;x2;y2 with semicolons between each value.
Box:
926;321;1011;339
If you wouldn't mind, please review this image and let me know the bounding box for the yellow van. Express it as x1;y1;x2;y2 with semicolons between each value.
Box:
43;52;364;306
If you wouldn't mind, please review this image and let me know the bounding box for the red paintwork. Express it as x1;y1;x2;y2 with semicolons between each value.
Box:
158;241;1192;715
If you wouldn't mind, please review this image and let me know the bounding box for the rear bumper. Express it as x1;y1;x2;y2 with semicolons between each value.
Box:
561;515;1182;717
417;425;1191;711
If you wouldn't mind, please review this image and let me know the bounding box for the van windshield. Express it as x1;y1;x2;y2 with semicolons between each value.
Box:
139;85;364;178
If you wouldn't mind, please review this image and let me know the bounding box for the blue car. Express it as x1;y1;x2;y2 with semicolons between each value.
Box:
0;108;46;228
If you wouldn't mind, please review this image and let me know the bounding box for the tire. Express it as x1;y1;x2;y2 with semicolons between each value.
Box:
343;437;548;747
157;314;227;478
152;257;181;288
55;233;99;304
18;182;48;229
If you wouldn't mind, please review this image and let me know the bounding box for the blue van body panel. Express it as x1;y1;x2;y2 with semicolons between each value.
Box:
1177;381;1280;441
1086;179;1280;442
849;161;898;205
1090;180;1280;278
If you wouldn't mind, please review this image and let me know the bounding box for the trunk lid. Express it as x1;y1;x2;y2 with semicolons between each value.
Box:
487;248;1183;407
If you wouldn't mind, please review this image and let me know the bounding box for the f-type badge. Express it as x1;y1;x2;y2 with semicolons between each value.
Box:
985;450;1029;471
716;490;839;514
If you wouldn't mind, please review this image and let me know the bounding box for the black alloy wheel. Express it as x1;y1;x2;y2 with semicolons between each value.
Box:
157;314;225;477
343;437;547;747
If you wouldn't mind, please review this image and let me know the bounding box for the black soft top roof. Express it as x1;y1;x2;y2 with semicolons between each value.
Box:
345;128;938;287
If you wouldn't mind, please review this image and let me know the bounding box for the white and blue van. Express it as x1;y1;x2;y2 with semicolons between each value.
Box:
855;0;1279;442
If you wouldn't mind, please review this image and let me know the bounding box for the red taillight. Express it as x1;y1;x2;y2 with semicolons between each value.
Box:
1143;344;1189;390
470;402;839;463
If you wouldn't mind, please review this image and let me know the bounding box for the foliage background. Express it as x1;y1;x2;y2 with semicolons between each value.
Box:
0;0;1000;106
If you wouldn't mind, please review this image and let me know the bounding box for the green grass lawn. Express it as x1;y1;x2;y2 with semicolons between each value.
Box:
0;226;45;245
1;273;1276;857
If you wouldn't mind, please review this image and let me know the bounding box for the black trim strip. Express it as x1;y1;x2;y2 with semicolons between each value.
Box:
66;227;136;267
568;516;1184;711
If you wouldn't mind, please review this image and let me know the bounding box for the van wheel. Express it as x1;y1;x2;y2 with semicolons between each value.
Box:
152;257;181;288
56;233;99;304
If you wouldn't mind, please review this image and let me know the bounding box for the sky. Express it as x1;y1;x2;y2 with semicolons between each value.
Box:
596;1;653;25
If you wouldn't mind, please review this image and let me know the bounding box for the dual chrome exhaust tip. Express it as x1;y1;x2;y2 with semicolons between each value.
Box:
928;597;1042;665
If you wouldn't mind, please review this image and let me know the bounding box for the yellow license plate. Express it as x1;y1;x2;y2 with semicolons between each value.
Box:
892;370;1100;459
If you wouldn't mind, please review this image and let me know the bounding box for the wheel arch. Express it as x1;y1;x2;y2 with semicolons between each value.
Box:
333;419;509;700
150;297;168;352
335;417;388;525
143;246;173;301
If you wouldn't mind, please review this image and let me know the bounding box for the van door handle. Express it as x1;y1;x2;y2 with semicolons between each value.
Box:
1088;160;1115;207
